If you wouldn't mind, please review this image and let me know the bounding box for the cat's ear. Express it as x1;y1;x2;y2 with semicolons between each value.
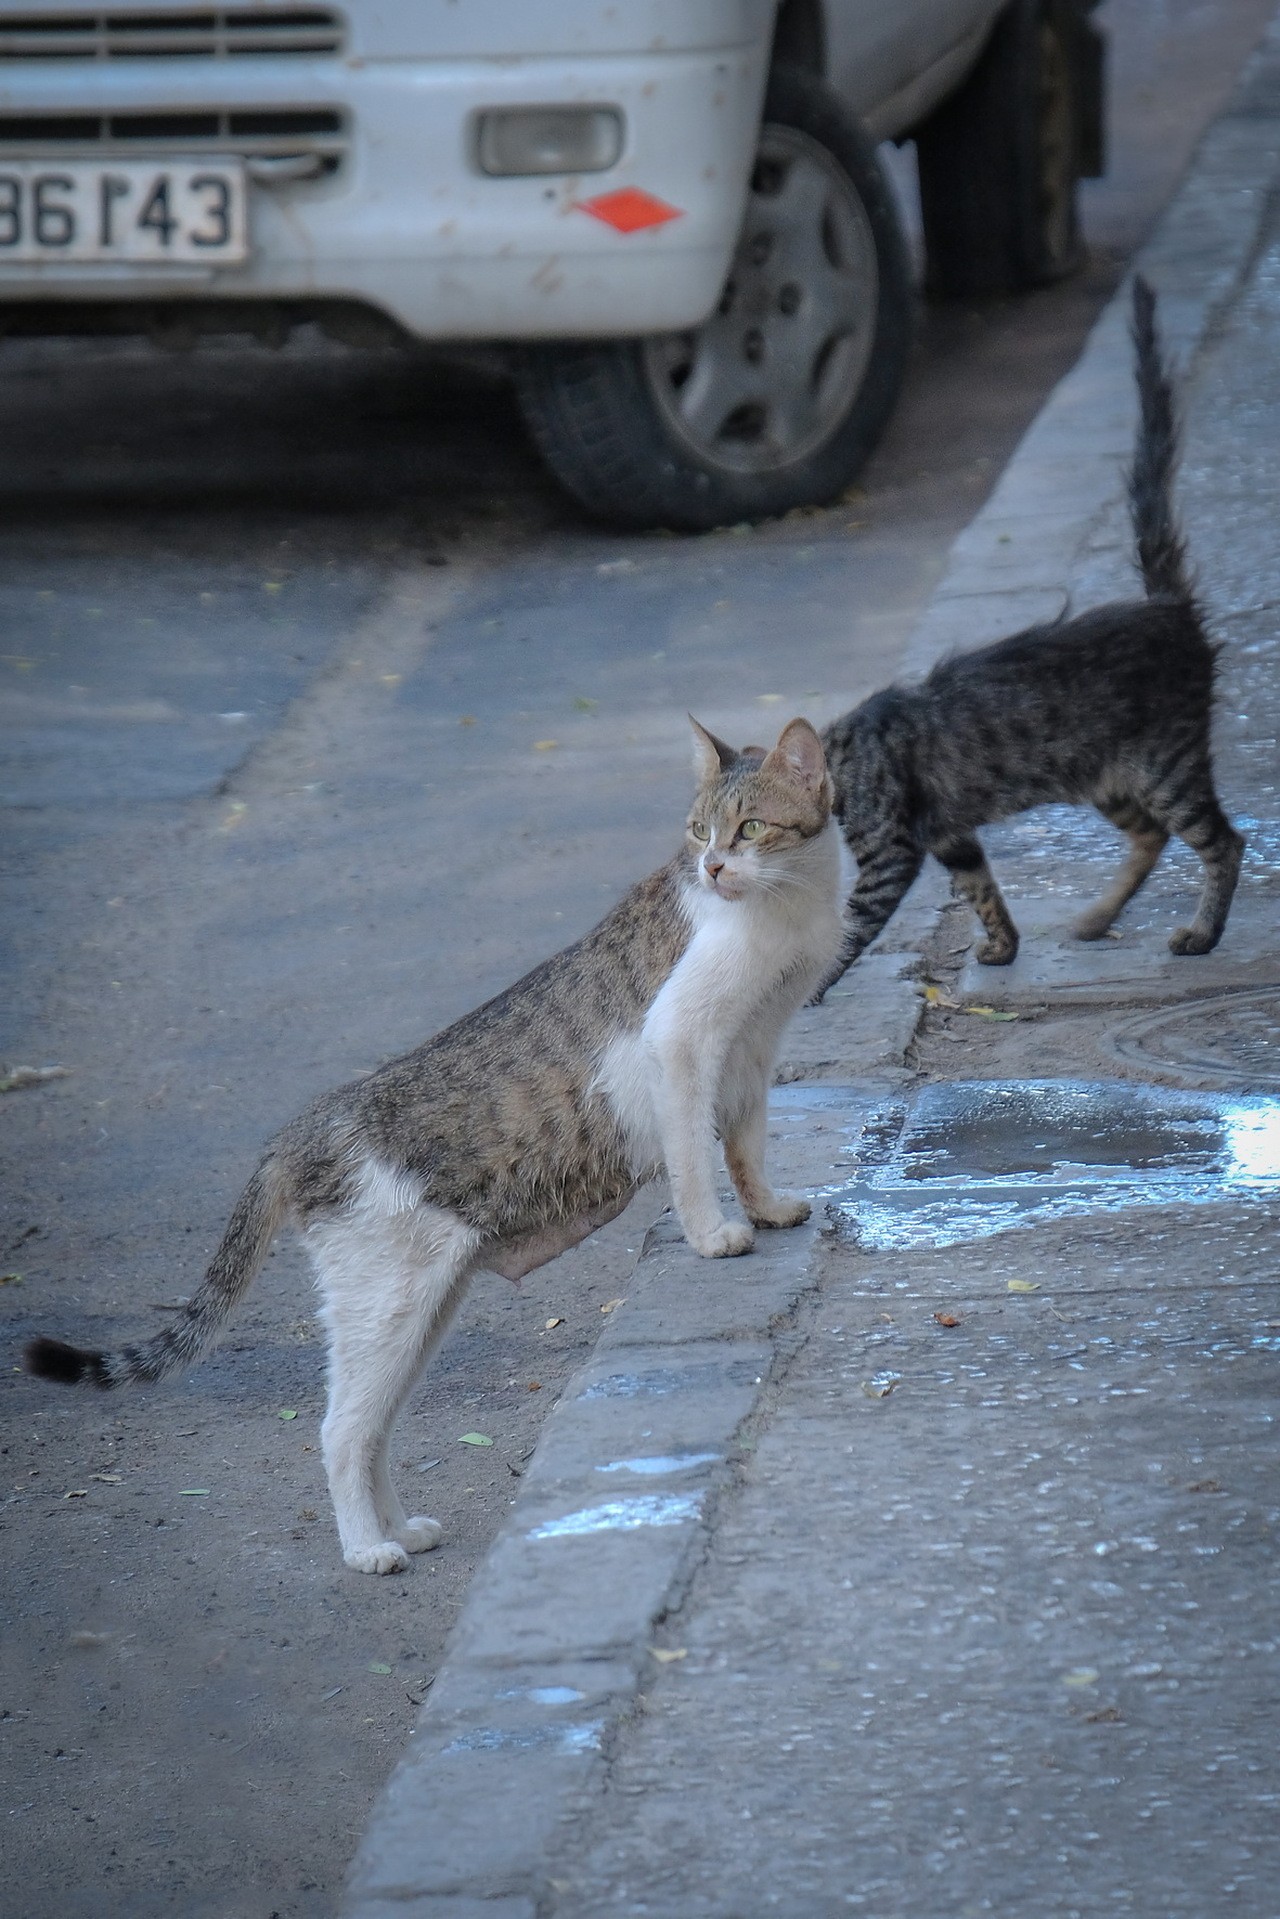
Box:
688;715;737;785
762;717;828;798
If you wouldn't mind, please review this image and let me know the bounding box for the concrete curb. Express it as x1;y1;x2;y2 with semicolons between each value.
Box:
344;18;1280;1912
345;1085;878;1916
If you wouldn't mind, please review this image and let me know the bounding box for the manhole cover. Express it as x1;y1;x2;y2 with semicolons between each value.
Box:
1109;988;1280;1087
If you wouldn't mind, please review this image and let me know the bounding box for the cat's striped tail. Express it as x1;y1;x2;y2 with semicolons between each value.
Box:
24;1155;290;1391
1129;275;1193;603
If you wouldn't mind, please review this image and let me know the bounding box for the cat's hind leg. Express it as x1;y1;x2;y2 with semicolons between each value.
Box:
1074;799;1169;940
309;1182;479;1573
934;835;1019;965
1155;780;1245;956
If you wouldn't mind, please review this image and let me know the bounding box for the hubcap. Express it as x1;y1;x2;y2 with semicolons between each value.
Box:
641;123;879;475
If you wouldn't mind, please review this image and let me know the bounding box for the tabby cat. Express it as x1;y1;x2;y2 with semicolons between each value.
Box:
816;276;1243;999
27;717;841;1574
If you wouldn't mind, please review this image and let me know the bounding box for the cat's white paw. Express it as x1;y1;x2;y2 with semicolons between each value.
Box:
344;1539;411;1575
693;1220;755;1258
398;1515;443;1554
751;1195;811;1230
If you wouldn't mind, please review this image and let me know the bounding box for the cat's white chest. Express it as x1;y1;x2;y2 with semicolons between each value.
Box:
595;848;841;1177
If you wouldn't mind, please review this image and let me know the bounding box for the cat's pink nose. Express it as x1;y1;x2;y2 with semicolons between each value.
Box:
704;853;725;880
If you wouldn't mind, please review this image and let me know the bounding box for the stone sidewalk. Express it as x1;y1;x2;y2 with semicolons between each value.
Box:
346;17;1280;1916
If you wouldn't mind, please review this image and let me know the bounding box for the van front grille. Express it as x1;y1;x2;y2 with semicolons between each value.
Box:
0;105;347;168
0;9;343;61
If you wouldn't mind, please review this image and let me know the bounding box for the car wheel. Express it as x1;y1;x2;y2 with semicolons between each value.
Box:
915;0;1087;297
515;65;913;532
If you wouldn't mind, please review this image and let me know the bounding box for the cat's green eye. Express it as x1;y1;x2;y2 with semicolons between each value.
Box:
739;819;765;841
690;820;710;842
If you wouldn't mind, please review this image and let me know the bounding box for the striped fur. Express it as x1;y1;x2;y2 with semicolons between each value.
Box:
816;276;1243;998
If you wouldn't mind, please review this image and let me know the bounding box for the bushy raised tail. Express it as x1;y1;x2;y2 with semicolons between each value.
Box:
24;1155;290;1391
1129;275;1193;602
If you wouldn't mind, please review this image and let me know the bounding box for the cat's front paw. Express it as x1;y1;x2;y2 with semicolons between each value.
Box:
345;1539;411;1575
750;1195;811;1230
398;1515;443;1554
692;1220;755;1258
976;936;1017;965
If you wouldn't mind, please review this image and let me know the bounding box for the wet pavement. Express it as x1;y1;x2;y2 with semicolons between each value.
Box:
833;1079;1280;1250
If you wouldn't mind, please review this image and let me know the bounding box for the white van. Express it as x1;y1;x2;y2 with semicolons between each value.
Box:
0;2;1103;526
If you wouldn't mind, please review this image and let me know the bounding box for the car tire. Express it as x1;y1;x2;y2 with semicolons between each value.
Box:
514;66;913;532
915;0;1087;297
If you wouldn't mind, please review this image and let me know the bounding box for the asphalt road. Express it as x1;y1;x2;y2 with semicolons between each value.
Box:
2;4;1276;1914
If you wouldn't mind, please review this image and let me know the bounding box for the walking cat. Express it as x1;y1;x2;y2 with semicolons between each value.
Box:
26;717;841;1574
815;276;1243;999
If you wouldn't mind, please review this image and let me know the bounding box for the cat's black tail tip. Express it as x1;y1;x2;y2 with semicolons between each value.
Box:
24;1335;111;1388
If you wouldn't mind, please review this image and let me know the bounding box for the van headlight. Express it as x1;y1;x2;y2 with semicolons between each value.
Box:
475;106;624;177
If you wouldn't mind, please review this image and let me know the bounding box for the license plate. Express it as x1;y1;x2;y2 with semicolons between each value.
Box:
0;160;247;264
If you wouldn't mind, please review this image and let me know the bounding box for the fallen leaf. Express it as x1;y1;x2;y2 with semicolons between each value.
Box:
962;1004;1019;1022
0;1272;21;1285
922;985;960;1010
533;739;559;752
1;1064;70;1093
368;1662;392;1675
69;1631;109;1650
299;1508;318;1522
1061;1668;1100;1688
572;696;598;713
90;1473;122;1484
320;1685;344;1701
459;715;477;727
263;580;285;594
650;1647;687;1664
600;1298;625;1315
755;693;783;705
179;1488;210;1497
1084;1705;1124;1723
416;1459;442;1473
860;1374;900;1400
1007;1279;1040;1294
64;1488;87;1500
527;1382;542;1392
544;1317;563;1330
278;1408;298;1421
1186;1477;1222;1494
457;1432;493;1447
933;1312;961;1328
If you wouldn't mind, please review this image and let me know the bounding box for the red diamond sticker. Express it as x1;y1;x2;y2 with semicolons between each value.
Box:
574;187;683;234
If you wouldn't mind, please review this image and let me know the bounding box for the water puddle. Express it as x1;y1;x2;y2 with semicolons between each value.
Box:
823;1079;1280;1251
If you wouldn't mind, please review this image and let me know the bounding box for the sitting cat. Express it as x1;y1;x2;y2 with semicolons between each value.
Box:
26;716;841;1574
815;276;1244;1000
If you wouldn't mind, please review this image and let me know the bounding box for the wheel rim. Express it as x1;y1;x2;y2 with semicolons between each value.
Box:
641;123;880;476
1035;19;1076;266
